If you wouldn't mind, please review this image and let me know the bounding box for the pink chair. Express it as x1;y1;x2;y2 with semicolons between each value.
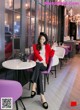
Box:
0;80;26;110
41;57;53;92
28;54;59;92
41;55;59;91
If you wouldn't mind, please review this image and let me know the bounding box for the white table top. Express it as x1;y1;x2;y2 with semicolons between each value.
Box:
2;59;36;70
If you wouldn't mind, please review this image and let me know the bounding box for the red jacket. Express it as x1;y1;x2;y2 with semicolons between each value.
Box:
33;44;55;64
5;42;12;53
5;42;12;59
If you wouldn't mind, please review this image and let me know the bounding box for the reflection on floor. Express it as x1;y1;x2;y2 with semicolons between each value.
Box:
13;54;80;110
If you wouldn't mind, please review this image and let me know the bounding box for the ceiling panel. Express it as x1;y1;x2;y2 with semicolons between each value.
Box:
64;0;80;15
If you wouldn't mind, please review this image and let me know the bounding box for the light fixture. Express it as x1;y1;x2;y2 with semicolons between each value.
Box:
9;0;12;7
25;3;28;7
64;7;67;16
5;21;7;25
28;12;30;16
25;3;29;8
68;7;73;16
16;15;20;19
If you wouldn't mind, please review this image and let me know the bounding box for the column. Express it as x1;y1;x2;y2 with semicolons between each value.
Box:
0;0;5;62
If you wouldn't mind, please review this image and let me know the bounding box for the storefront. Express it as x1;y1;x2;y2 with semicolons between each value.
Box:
0;0;59;64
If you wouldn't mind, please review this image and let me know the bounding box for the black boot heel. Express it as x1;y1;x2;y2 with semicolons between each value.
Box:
31;91;36;98
42;102;48;109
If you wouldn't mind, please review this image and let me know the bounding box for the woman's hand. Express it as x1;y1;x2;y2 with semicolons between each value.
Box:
43;62;47;67
51;44;54;49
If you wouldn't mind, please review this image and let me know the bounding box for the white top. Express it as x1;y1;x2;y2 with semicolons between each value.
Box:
36;45;45;63
2;59;36;70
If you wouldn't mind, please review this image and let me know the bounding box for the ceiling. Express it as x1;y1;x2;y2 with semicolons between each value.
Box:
64;0;80;15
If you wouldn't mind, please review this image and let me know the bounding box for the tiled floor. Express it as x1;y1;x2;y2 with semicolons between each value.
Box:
13;54;80;110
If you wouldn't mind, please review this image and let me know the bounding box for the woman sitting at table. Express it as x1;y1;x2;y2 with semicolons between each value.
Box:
31;32;55;109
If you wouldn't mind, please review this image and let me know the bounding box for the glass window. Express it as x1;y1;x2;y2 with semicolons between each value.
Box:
14;13;20;37
5;10;13;33
42;6;44;32
48;11;51;39
44;0;50;9
31;18;35;36
26;0;30;17
25;0;30;47
14;0;21;37
45;9;49;35
42;0;45;5
26;17;30;36
5;0;13;9
38;0;41;3
5;0;13;60
5;0;21;60
52;14;55;38
31;1;35;17
5;12;13;59
25;0;35;47
31;0;35;44
14;0;20;11
38;5;41;34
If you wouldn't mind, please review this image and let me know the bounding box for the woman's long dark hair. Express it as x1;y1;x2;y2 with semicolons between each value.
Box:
37;32;48;50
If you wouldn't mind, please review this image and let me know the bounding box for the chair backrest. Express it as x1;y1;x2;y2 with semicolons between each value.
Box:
0;80;23;103
28;53;59;74
66;44;72;52
47;55;59;73
64;48;69;55
28;53;34;60
54;47;65;59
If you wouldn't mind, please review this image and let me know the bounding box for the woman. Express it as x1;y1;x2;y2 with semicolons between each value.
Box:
31;32;55;109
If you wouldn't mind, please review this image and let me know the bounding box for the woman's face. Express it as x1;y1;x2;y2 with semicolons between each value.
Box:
40;36;46;45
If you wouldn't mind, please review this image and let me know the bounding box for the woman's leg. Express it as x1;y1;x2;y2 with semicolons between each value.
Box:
38;71;47;101
37;71;44;94
31;62;43;95
38;68;48;109
31;62;46;93
40;94;47;103
31;63;48;108
31;62;42;83
31;83;36;91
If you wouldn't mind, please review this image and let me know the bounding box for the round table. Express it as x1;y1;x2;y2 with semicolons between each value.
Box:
2;59;36;100
2;59;36;85
2;59;36;70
